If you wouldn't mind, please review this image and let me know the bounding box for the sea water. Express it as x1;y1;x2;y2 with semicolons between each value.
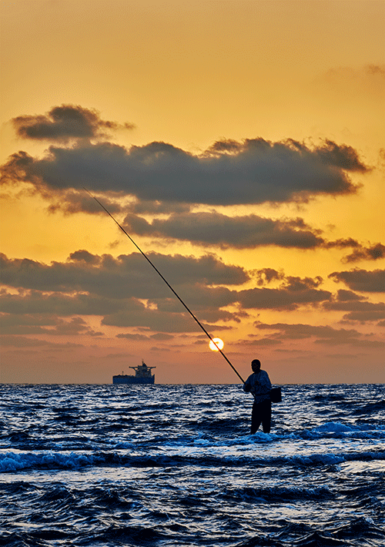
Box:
0;383;384;546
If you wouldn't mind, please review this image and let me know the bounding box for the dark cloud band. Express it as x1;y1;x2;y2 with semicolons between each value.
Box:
123;211;324;249
329;269;385;293
12;105;135;142
1;134;367;206
0;252;336;334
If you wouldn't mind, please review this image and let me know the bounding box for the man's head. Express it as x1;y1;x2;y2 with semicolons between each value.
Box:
251;359;261;373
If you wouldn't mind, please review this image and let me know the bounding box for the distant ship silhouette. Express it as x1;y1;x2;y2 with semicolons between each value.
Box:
113;360;156;384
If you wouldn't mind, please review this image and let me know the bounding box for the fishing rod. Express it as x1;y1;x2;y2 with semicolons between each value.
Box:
84;188;245;383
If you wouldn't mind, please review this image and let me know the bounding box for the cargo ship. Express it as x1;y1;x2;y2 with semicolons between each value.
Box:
113;360;156;384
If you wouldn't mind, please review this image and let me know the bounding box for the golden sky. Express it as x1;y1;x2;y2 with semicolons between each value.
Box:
1;0;384;384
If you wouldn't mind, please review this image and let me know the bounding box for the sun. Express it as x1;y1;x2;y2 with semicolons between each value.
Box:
209;337;224;352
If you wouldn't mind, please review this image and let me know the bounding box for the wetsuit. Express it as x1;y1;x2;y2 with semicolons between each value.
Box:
243;370;272;434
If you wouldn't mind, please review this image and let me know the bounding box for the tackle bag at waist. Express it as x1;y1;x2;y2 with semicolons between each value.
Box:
270;387;282;403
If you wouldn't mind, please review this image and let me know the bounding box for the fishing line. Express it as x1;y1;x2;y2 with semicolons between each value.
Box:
84;188;244;383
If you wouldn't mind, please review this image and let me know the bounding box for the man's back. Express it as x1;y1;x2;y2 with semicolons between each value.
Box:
244;369;271;403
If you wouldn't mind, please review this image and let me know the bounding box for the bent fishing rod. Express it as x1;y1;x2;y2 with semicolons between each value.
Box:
84;188;244;383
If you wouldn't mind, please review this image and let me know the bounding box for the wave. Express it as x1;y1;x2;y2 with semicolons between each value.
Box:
236;517;385;547
299;421;385;439
1;446;385;473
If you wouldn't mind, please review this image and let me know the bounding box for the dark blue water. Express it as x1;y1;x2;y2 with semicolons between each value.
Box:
0;384;384;546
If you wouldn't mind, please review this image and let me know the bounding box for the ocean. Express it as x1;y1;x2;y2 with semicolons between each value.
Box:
0;383;384;546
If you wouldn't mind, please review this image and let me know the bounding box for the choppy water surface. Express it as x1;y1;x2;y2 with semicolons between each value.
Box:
0;383;384;546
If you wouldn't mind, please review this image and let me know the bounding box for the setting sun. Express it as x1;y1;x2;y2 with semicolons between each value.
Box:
209;338;224;352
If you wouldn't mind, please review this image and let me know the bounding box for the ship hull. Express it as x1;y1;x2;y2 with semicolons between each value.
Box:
113;375;155;385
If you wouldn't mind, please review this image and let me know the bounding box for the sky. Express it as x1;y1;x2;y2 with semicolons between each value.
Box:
0;0;384;384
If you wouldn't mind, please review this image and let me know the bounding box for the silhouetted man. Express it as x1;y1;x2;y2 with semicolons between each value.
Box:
243;359;272;434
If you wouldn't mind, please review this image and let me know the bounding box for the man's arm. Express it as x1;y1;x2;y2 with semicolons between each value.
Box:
243;375;253;393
